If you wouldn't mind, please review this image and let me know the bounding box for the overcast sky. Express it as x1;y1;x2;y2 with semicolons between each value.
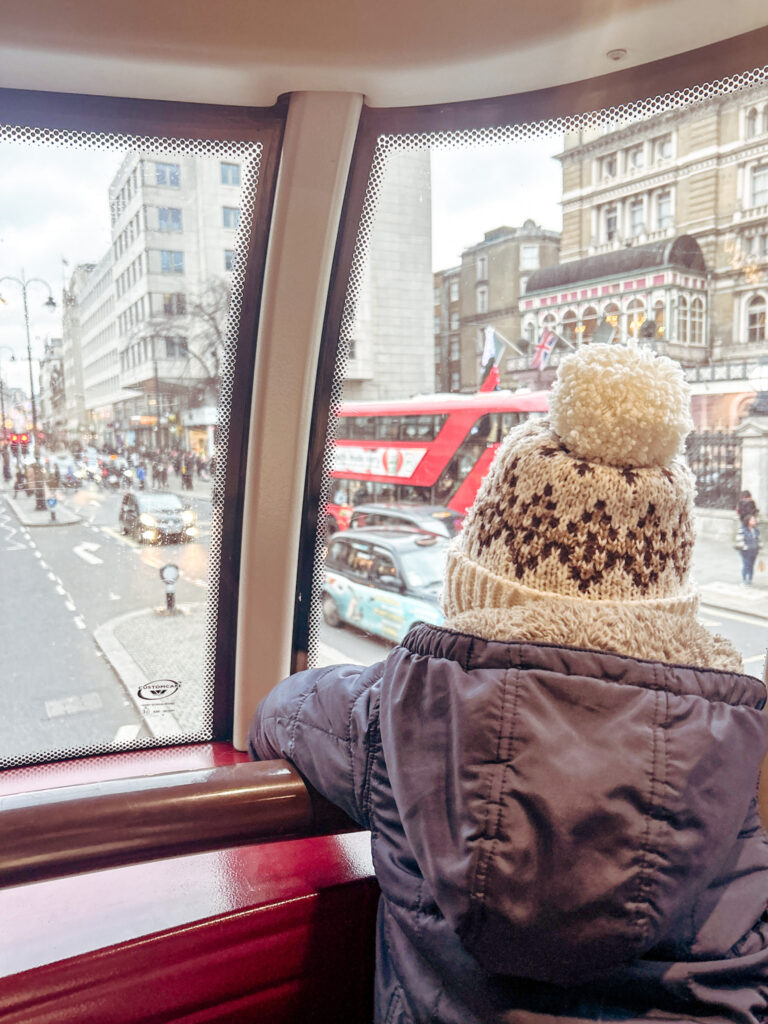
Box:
431;135;562;270
0;139;123;391
0;132;562;394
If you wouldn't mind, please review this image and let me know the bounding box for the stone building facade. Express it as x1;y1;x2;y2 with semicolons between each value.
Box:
434;220;560;392
557;81;768;378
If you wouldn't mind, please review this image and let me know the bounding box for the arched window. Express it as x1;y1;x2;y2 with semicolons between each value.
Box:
747;107;759;137
603;302;620;339
677;295;689;343
581;306;598;342
525;321;536;344
653;299;665;339
690;297;705;345
626;298;646;339
748;295;767;343
562;309;578;342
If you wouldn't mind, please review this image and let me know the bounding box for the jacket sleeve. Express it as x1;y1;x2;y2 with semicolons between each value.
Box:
248;661;385;829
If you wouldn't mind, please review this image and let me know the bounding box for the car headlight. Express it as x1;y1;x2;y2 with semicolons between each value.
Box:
182;510;195;524
139;513;157;527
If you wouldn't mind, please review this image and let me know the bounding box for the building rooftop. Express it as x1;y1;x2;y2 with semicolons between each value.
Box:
525;235;706;293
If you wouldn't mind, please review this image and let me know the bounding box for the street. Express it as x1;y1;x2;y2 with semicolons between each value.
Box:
3;477;768;765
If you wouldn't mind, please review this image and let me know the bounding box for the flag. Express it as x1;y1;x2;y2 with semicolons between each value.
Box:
591;318;616;345
530;328;557;370
479;326;511;392
61;257;69;266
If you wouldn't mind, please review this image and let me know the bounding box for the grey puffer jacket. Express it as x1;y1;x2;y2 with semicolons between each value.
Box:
249;625;768;1023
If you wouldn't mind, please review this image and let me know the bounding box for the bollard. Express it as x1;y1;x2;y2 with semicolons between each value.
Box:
160;564;180;614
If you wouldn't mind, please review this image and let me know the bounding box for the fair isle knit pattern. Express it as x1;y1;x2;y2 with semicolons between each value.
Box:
450;418;696;605
442;343;742;672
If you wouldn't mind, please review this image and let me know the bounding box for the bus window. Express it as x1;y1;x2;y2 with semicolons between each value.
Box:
0;104;282;768
301;68;768;682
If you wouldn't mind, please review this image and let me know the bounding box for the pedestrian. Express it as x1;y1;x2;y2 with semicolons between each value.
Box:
735;512;762;584
151;460;159;489
736;489;758;526
249;343;768;1023
137;463;146;490
160;461;168;489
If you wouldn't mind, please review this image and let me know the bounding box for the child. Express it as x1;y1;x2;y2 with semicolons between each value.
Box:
249;344;768;1023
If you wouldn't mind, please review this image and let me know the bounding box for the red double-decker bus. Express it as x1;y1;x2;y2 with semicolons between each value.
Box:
326;390;549;534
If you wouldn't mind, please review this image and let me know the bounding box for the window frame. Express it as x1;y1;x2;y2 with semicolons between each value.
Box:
0;85;287;752
292;33;768;684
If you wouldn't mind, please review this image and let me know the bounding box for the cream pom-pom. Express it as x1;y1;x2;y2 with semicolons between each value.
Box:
548;343;693;468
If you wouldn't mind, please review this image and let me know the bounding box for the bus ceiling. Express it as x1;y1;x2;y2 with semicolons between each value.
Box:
0;2;766;108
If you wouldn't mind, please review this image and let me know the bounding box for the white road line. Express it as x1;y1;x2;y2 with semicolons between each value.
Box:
700;605;768;627
34;550;41;558
113;724;142;743
47;571;56;581
40;561;49;569
73;615;86;630
56;585;66;595
65;600;75;611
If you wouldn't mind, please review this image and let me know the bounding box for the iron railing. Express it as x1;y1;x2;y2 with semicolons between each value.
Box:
686;431;742;510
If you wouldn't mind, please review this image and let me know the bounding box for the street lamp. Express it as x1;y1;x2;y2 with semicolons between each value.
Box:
0;272;57;509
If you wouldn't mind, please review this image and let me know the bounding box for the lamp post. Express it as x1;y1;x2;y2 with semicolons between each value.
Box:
0;272;57;509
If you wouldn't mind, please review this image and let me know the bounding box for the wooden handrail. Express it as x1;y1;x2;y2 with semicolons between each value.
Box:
0;759;360;888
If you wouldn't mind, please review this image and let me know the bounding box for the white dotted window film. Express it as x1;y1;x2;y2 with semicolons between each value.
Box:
307;64;768;668
0;123;262;768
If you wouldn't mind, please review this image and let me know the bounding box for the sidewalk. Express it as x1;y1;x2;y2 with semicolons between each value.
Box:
95;603;207;740
2;485;81;526
692;535;768;619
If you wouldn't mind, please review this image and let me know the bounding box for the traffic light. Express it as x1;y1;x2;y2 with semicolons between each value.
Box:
9;432;18;456
19;432;29;455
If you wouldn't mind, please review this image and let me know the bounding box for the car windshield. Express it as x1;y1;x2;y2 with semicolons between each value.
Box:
139;494;184;511
398;543;447;589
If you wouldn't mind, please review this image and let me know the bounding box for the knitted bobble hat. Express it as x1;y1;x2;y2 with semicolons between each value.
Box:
443;343;742;672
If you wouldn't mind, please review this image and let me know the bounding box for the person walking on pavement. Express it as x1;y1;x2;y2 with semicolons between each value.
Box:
13;463;25;498
737;489;758;526
736;513;761;585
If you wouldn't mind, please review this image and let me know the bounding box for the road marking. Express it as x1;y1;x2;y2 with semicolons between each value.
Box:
65;599;75;611
109;592;121;601
73;615;86;629
47;571;56;581
34;550;41;558
45;691;103;718
73;541;103;565
700;604;768;627
40;561;49;569
56;585;66;595
113;724;142;743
